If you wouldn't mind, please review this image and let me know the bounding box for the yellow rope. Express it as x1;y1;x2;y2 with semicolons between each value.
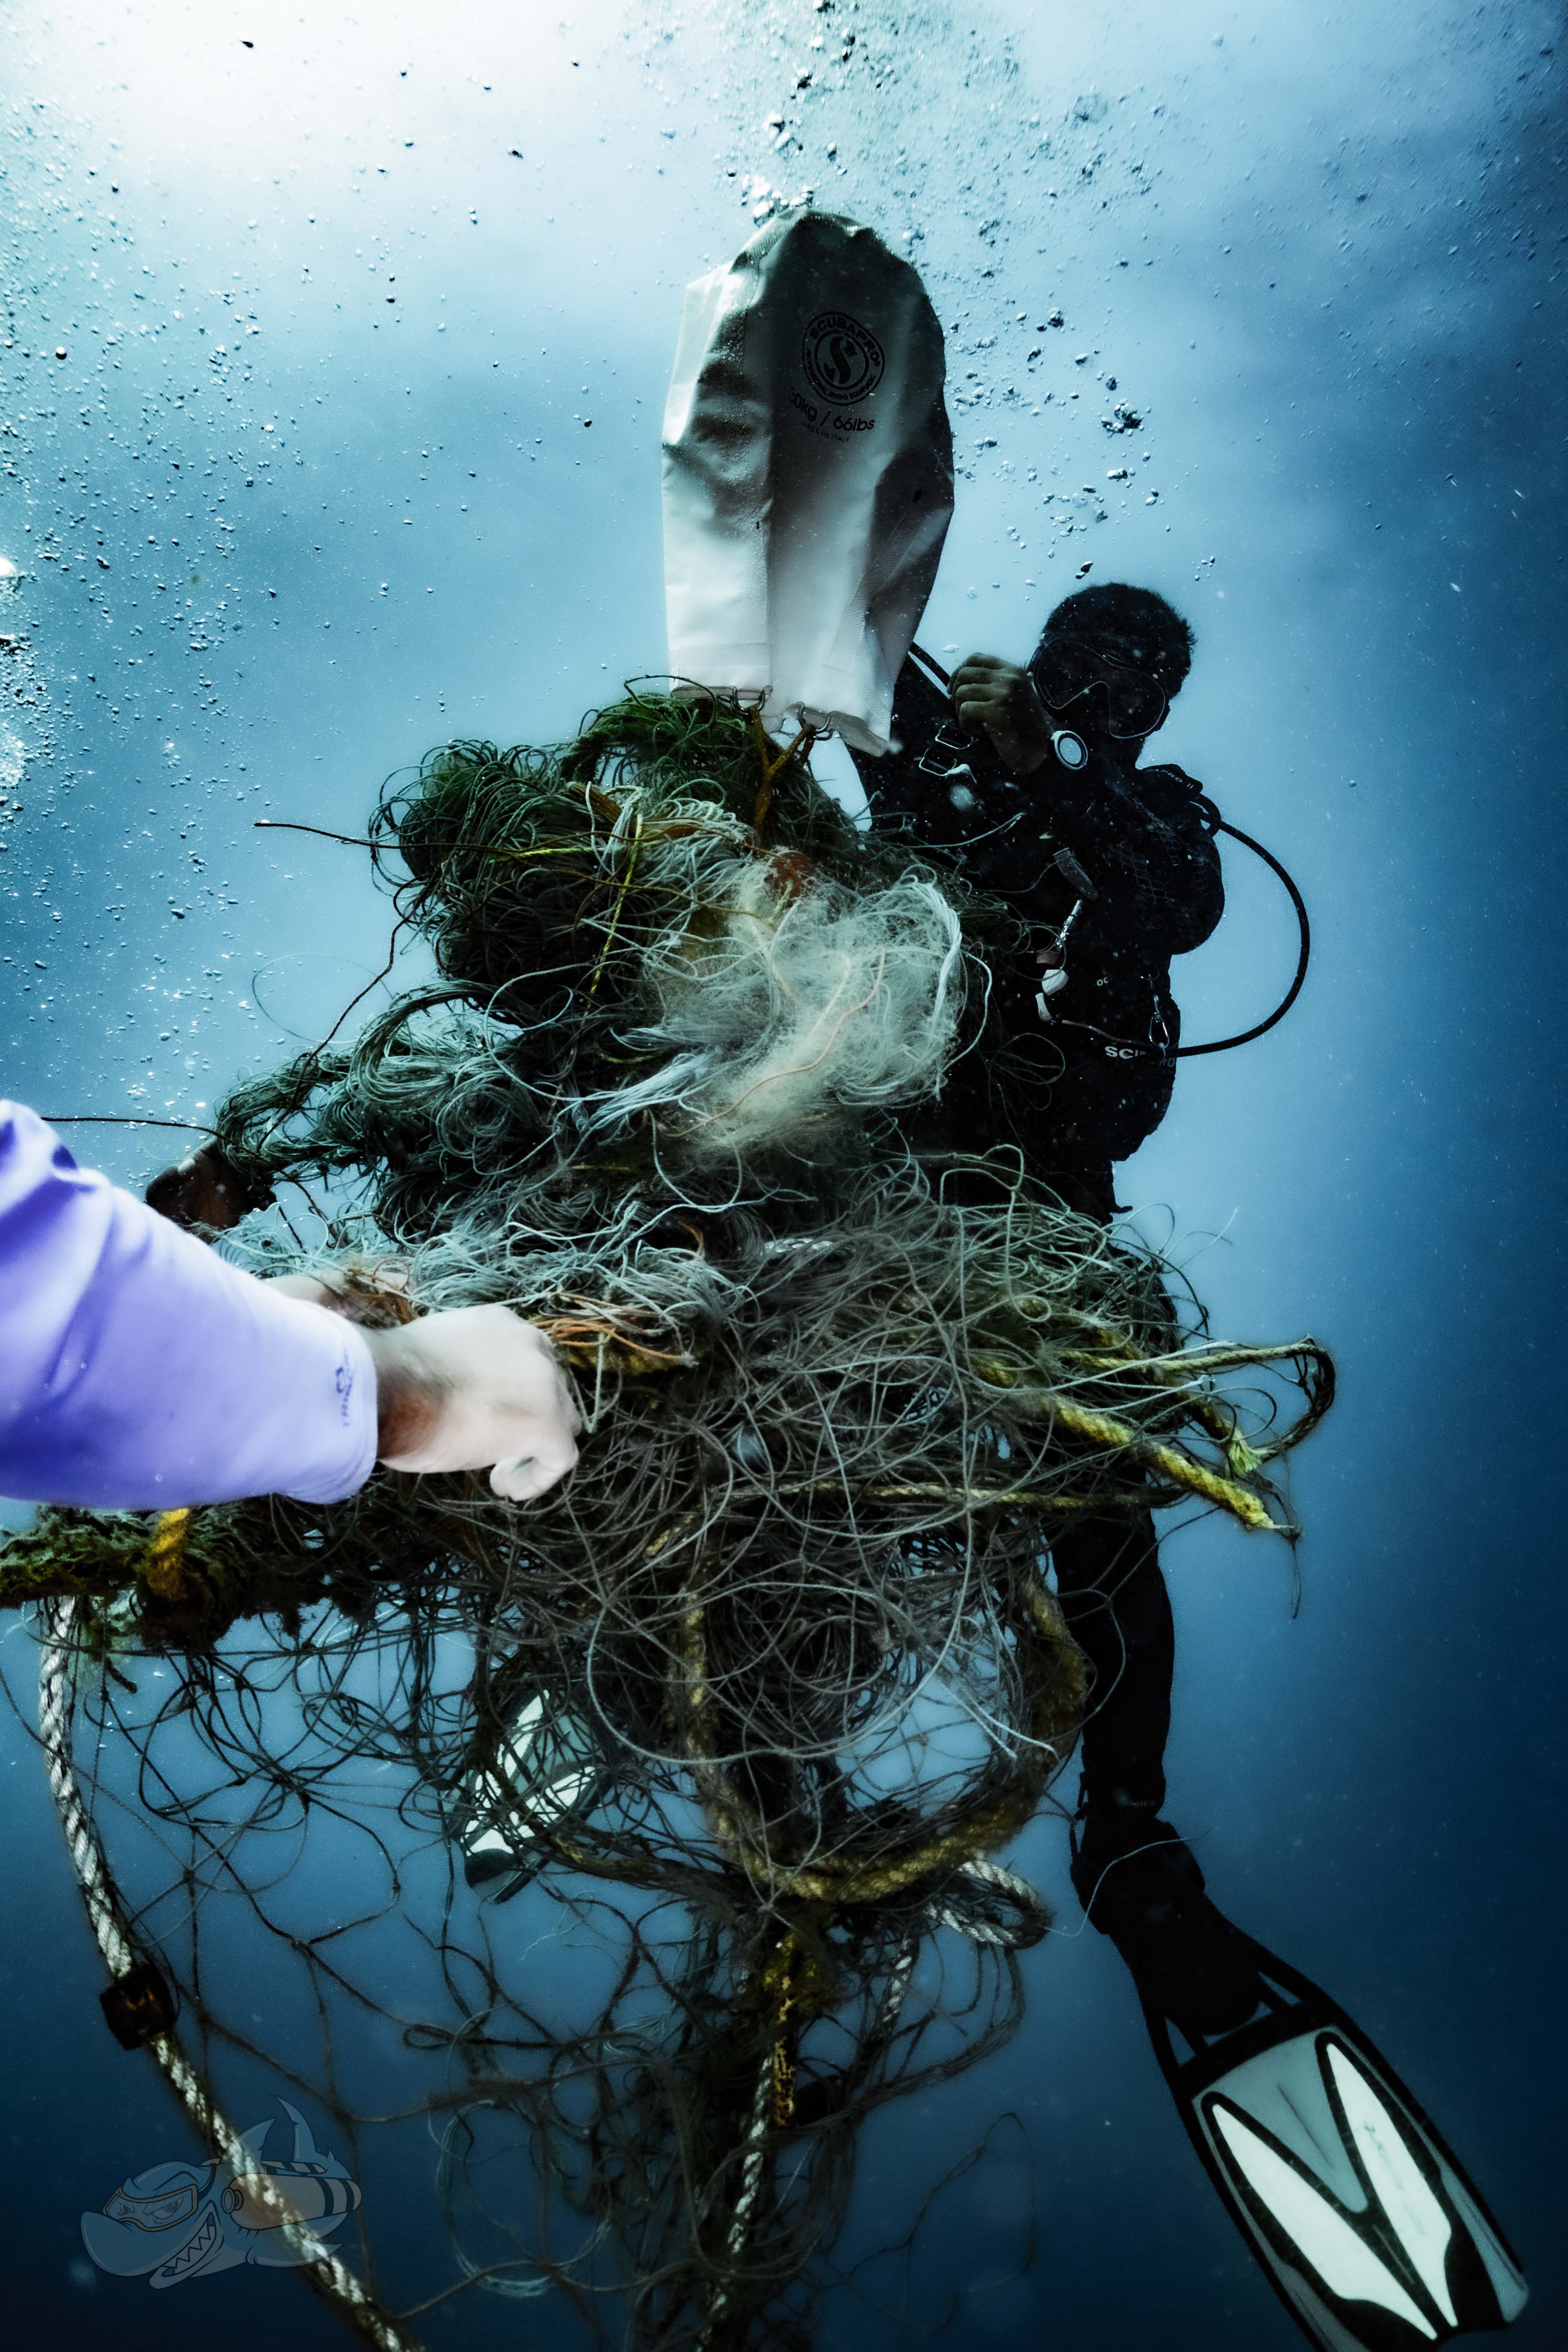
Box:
969;1354;1280;1533
141;1507;194;1601
756;1930;811;2129
1050;1400;1277;1531
671;1567;1084;1905
579;802;643;1007
747;709;817;835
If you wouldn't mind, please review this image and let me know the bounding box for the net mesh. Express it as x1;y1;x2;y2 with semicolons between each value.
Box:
1;693;1330;2350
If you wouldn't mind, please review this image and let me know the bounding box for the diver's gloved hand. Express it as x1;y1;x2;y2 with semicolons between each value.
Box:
275;1280;581;1501
949;653;1055;775
1072;1808;1264;2041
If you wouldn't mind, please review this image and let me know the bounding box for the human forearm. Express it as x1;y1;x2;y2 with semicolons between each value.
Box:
0;1103;377;1510
266;1269;581;1502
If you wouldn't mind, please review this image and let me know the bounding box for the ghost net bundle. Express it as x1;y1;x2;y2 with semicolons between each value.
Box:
1;694;1332;2352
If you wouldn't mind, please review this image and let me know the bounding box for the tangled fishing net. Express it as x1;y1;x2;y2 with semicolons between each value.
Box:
0;692;1331;2351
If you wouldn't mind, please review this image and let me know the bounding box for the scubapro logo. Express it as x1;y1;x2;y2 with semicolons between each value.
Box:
801;311;884;407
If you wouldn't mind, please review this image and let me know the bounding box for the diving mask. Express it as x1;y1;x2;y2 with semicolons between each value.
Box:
1029;631;1172;741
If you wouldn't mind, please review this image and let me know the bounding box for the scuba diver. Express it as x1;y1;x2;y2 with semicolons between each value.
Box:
847;580;1222;1224
847;578;1212;1938
849;585;1529;2349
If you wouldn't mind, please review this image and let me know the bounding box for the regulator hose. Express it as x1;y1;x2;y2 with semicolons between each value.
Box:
1176;805;1311;1058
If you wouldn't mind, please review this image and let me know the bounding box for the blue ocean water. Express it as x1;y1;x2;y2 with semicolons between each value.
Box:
1;3;1563;2347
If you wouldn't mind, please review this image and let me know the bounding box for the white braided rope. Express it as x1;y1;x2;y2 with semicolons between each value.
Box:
37;1598;425;2352
698;2032;778;2350
924;1858;1047;1947
38;1588;1044;2350
695;1845;1038;2343
697;1924;922;2351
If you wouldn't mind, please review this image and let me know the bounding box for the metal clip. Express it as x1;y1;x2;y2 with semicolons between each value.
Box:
1053;847;1097;899
916;720;980;777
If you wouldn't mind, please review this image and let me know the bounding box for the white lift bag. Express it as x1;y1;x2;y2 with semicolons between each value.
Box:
662;210;952;754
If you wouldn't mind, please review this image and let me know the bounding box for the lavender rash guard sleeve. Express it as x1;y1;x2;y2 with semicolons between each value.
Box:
0;1102;378;1510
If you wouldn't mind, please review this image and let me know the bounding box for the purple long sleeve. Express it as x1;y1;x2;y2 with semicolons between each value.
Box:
0;1102;378;1510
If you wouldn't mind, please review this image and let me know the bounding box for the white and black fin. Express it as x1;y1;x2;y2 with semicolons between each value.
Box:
1142;1941;1527;2349
453;1691;602;1905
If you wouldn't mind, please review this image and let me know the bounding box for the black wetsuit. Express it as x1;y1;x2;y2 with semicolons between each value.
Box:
849;656;1223;1218
850;655;1224;1822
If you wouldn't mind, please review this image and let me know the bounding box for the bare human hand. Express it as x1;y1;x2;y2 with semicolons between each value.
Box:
949;654;1055;775
273;1278;582;1502
145;1141;274;1233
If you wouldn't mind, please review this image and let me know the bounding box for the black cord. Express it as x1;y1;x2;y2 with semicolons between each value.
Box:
908;642;955;692
1176;815;1311;1057
40;1114;214;1134
907;643;1312;1058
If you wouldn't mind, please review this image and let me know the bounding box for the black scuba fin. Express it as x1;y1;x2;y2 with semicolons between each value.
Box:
1075;1825;1528;2349
1152;1940;1528;2349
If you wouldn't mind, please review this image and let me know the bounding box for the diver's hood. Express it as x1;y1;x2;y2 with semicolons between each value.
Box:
1137;1936;1528;2349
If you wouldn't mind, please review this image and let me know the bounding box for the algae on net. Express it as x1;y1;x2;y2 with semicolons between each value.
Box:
3;693;1331;2351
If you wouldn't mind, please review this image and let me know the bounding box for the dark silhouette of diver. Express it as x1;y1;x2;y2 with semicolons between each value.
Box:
851;582;1221;1220
850;587;1528;2349
847;582;1213;1876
